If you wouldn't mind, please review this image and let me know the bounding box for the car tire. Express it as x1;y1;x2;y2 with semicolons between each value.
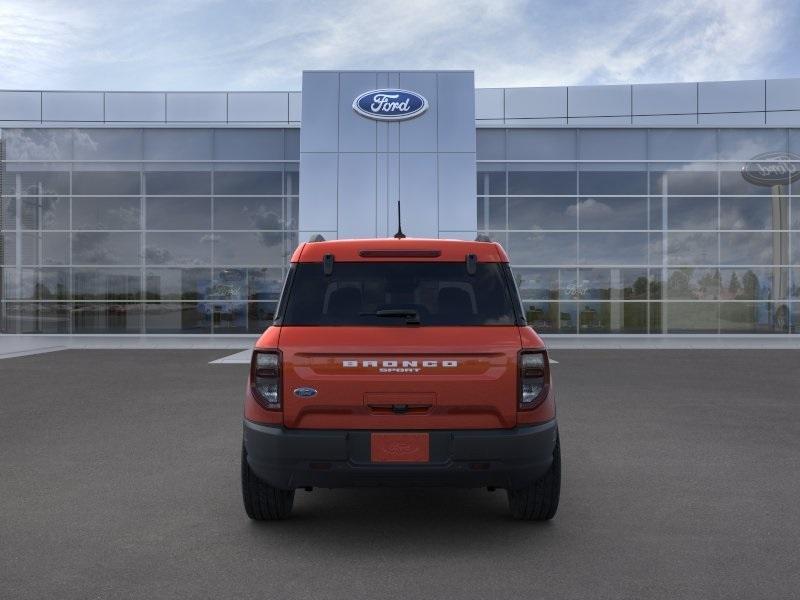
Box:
241;444;295;520
507;434;561;521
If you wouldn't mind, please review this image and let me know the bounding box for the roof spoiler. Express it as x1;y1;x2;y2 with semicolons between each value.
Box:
308;234;326;242
475;234;492;242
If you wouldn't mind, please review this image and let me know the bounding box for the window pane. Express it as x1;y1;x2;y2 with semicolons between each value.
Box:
508;170;576;195
247;268;284;301
143;129;213;160
214;232;287;265
210;268;248;301
720;232;779;265
209;302;249;333
146;197;211;230
11;302;71;333
72;232;140;265
578;197;647;230
145;232;212;265
507;130;575;160
214;171;282;195
578;130;647;161
577;268;649;300
145;268;210;300
73;303;141;333
665;302;719;333
476;168;506;195
73;129;143;160
579;233;649;265
720;302;789;333
720;196;786;230
720;267;787;301
285;129;299;159
508;232;577;265
508;197;576;230
1;197;16;229
579;171;647;195
718;129;787;160
213;197;284;230
20;197;69;230
667;232;718;265
145;302;211;333
477;129;506;160
19;232;69;265
578;301;647;334
72;172;140;195
667;197;718;230
650;170;717;195
8;172;70;196
720;169;773;195
145;171;211;195
512;268;577;300
477;197;506;230
213;129;284;160
523;301;577;333
4;129;73;160
72;197;140;230
648;130;717;160
73;268;141;300
1;233;16;264
248;302;276;332
666;268;720;299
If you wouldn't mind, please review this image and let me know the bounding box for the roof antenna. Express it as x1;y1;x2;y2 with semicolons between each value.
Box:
393;201;406;239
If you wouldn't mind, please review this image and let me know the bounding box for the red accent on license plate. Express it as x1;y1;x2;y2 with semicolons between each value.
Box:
370;433;430;463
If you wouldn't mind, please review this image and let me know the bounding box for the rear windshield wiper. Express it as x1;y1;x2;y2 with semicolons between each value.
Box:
359;309;421;324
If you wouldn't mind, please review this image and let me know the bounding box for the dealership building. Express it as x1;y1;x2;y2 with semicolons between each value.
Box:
1;70;799;336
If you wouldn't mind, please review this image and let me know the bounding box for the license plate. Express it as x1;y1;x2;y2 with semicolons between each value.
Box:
370;433;430;463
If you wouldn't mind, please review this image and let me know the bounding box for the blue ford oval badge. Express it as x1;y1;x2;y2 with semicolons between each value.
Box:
293;387;317;398
353;89;428;121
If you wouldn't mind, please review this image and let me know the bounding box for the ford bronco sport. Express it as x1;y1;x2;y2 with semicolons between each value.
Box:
241;237;560;520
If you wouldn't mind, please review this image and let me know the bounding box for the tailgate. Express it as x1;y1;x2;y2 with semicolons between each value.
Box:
280;326;521;429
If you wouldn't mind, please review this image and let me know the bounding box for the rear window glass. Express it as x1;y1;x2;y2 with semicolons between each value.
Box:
281;262;517;326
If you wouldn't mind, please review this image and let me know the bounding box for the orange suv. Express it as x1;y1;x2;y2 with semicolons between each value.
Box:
241;237;560;520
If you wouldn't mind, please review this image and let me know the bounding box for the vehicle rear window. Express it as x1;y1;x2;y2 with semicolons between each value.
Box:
280;262;518;326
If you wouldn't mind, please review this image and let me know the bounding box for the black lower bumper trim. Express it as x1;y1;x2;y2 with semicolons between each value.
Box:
243;420;558;490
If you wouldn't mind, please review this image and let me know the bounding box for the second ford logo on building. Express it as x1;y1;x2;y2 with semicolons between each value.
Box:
353;89;428;121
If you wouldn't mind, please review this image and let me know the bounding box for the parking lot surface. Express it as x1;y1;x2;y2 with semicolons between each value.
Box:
2;349;799;599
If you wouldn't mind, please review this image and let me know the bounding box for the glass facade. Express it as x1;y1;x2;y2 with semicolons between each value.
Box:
0;128;299;333
478;128;800;334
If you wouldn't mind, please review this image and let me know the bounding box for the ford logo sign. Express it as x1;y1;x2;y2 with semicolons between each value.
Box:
293;387;317;398
353;89;428;121
741;152;800;186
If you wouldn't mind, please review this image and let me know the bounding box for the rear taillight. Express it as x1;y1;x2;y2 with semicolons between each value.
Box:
518;350;548;410
251;350;281;410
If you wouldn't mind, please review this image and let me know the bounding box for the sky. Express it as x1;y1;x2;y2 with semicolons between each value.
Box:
0;0;798;91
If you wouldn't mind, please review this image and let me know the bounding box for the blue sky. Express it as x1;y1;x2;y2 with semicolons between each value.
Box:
0;0;798;90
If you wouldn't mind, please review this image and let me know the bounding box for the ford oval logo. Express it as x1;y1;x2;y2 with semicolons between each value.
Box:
293;387;317;398
353;89;428;121
741;152;800;186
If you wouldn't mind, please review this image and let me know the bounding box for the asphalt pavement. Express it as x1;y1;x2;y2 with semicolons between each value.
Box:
2;349;799;599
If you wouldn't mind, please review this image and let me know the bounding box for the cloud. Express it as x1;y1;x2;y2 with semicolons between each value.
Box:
0;0;795;90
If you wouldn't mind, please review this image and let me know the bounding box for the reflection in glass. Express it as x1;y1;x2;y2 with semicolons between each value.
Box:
73;268;141;300
72;197;140;230
665;302;719;333
667;197;717;230
720;197;785;230
577;268;648;300
20;268;69;300
719;267;785;301
213;232;287;265
578;197;647;230
21;197;69;230
477;197;506;230
72;303;142;333
508;197;576;230
579;171;647;195
666;268;720;300
720;302;788;333
667;232;718;265
247;268;283;301
19;232;70;265
145;171;211;195
720;232;777;265
578;302;647;334
579;233;649;265
145;268;211;301
9;171;70;196
214;171;282;195
72;232;140;265
476;170;506;195
522;301;577;333
145;303;211;334
213;197;283;230
512;268;577;300
650;171;717;195
145;232;212;265
508;169;576;195
146;197;211;230
72;172;140;195
13;302;70;333
508;232;576;265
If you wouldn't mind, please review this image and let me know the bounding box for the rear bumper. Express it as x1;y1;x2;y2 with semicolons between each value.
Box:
243;420;558;490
